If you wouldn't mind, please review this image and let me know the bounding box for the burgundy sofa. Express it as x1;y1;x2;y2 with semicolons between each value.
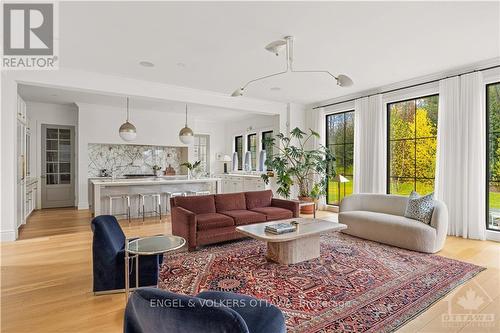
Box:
170;190;299;251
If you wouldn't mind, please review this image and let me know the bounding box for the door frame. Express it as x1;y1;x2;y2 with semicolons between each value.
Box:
41;124;76;208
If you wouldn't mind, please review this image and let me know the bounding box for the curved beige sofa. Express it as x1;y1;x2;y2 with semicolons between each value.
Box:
339;194;448;253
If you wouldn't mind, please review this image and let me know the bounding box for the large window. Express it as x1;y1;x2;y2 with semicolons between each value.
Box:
193;135;210;174
261;130;273;170
235;136;243;170
326;111;354;205
387;95;438;195
247;133;257;170
487;82;500;231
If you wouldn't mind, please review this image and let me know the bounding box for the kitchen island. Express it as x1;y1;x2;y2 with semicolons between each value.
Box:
90;177;221;217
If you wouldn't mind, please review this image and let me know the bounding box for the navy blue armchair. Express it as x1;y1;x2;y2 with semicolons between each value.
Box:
124;288;287;333
91;215;162;293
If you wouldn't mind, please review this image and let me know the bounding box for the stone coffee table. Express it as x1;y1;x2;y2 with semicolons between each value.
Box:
236;218;347;264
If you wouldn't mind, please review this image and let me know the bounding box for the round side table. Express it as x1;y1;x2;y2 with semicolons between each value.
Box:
125;235;185;301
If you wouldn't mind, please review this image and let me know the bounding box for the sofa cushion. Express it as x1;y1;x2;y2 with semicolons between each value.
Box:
197;226;245;246
196;213;234;231
339;210;437;253
404;191;435;224
220;210;267;226
215;193;246;212
173;195;216;214
245;190;273;210
251;207;292;221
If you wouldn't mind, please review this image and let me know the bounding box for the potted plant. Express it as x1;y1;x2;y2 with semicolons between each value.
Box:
152;164;161;177
181;161;201;179
261;128;335;214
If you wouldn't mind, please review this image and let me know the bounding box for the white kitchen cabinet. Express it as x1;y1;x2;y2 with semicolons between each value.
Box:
221;174;269;193
16;95;36;231
24;179;38;220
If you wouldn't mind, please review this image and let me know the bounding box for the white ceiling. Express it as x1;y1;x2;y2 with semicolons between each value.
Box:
58;1;499;104
17;84;266;122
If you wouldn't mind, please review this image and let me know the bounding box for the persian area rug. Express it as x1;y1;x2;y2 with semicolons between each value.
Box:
158;232;484;332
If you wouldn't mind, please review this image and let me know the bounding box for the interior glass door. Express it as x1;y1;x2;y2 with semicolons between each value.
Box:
41;125;75;208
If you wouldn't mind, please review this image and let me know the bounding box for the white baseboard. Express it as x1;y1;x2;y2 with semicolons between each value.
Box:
486;230;500;242
0;229;16;242
78;202;89;210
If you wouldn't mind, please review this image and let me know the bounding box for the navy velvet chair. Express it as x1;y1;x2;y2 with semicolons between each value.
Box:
91;215;162;293
124;288;287;333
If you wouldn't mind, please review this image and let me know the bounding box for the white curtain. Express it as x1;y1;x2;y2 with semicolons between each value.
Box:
353;94;386;193
435;72;486;240
307;107;326;209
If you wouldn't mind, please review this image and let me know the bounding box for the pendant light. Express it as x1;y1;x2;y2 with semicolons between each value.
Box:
179;104;194;144
119;97;137;141
231;36;353;97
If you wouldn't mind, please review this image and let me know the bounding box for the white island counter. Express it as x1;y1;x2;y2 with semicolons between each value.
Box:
90;177;221;217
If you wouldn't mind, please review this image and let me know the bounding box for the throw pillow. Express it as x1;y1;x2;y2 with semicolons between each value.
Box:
404;191;435;224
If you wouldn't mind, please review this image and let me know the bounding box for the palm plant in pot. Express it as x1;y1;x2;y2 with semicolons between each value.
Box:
261;127;336;214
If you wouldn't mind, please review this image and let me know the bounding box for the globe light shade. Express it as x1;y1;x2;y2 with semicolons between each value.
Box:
179;126;194;144
336;74;354;87
119;121;137;141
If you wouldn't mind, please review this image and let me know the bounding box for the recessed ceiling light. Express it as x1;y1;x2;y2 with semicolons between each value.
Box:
270;87;281;91
139;61;154;67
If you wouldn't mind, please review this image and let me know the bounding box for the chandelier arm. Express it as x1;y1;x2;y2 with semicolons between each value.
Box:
241;69;288;90
240;40;290;90
290;69;338;80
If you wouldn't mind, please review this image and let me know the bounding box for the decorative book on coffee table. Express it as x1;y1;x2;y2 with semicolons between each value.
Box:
265;222;297;235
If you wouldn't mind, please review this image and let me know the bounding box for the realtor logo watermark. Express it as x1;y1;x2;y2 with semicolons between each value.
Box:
2;2;58;70
441;280;496;329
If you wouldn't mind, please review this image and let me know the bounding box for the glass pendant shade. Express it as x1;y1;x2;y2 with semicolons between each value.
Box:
179;126;194;144
119;122;137;141
119;97;137;141
179;104;194;144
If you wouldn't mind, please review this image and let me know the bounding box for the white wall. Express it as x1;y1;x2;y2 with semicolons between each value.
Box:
222;104;308;197
224;113;279;170
1;75;18;241
76;103;226;209
193;119;226;174
26;102;79;208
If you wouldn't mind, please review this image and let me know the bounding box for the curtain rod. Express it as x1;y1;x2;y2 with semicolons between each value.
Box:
313;64;500;110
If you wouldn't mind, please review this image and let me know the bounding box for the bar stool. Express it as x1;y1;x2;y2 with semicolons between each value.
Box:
108;195;131;223
163;191;187;214
138;193;162;221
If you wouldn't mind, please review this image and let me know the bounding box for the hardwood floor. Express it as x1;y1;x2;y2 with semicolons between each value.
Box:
1;208;499;333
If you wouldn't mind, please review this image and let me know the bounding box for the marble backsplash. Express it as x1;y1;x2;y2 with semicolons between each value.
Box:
88;143;184;177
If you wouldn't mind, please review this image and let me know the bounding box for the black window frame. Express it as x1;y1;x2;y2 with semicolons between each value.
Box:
247;133;257;171
261;130;273;171
486;81;500;232
386;94;439;195
235;135;243;170
325;110;354;205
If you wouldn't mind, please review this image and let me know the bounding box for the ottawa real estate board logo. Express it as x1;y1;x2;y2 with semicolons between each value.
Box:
2;2;58;70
